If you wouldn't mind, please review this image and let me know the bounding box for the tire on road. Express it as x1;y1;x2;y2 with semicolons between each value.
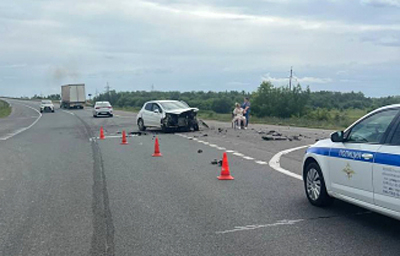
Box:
304;162;333;207
138;118;146;131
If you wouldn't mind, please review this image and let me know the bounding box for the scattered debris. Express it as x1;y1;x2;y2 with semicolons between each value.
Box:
291;135;300;141
262;136;288;141
258;131;266;135
262;136;274;141
117;131;122;134
202;134;208;137
272;132;282;137
198;149;203;153
199;119;210;129
129;131;142;136
266;130;276;135
211;159;223;166
218;128;223;133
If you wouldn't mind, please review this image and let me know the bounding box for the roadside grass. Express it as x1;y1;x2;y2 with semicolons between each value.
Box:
110;107;367;130
0;100;11;118
198;109;368;130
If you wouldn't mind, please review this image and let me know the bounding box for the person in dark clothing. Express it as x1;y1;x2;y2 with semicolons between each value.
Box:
242;97;250;129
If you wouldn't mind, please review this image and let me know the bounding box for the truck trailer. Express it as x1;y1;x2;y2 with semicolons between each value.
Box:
60;84;86;109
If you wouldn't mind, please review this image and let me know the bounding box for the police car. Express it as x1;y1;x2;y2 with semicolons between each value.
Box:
303;104;400;220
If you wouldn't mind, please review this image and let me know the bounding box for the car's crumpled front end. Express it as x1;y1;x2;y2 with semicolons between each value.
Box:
162;108;199;131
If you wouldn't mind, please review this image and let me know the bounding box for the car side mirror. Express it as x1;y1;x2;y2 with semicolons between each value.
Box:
331;131;344;143
154;109;160;114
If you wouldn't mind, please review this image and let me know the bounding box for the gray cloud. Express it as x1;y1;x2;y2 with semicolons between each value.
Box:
0;0;399;97
361;0;400;7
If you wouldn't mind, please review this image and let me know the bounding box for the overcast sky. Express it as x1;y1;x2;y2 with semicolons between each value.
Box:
0;0;399;97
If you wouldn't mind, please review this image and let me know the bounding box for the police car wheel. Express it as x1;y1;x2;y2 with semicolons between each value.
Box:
304;162;333;207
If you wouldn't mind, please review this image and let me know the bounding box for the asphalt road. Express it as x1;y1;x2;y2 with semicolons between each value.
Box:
1;99;400;256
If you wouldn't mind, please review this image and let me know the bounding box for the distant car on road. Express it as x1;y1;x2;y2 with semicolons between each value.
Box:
136;100;199;132
93;101;113;118
40;100;55;113
303;104;400;220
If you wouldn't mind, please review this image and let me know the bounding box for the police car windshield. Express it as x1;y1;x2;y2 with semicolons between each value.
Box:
42;100;52;104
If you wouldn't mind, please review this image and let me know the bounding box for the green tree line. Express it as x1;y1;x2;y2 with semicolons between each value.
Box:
93;81;400;119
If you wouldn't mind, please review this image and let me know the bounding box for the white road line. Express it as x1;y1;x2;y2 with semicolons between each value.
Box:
226;150;236;153
233;152;245;157
268;145;310;181
0;102;42;141
216;147;226;151
255;161;268;165
243;156;255;160
209;144;218;148
216;219;304;234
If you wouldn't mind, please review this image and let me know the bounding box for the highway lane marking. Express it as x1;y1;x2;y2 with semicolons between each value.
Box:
177;134;272;165
216;219;304;234
177;133;311;180
0;101;42;141
269;145;310;181
255;161;268;165
243;156;255;160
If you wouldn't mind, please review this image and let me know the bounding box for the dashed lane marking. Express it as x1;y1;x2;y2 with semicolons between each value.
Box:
255;161;268;165
177;133;310;180
243;156;255;160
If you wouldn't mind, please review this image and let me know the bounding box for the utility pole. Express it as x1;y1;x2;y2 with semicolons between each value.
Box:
105;82;111;101
289;66;293;90
151;84;154;91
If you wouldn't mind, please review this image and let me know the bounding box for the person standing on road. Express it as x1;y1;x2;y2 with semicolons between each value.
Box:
242;97;250;129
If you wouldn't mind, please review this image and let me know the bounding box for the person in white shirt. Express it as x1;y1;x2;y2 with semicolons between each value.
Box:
232;103;246;129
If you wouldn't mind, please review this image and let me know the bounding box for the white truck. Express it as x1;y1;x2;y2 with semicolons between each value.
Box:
60;84;86;109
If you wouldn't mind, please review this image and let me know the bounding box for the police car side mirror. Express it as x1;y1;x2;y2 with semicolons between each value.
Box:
331;131;344;143
154;109;160;114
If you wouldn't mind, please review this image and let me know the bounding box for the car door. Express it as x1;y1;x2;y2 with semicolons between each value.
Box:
151;103;163;127
373;110;400;212
142;103;154;126
328;109;399;204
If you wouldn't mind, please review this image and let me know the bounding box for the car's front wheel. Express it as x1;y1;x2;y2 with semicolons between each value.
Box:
304;162;333;207
138;118;146;131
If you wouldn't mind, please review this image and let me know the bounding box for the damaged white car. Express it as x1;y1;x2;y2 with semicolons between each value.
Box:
136;100;199;132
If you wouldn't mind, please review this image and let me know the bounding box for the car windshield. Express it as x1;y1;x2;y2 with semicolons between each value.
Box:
42;100;52;104
96;102;111;107
160;101;189;111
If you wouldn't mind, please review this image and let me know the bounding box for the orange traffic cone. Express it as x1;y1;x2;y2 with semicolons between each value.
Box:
218;152;234;180
152;137;162;157
100;126;105;140
121;130;128;145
